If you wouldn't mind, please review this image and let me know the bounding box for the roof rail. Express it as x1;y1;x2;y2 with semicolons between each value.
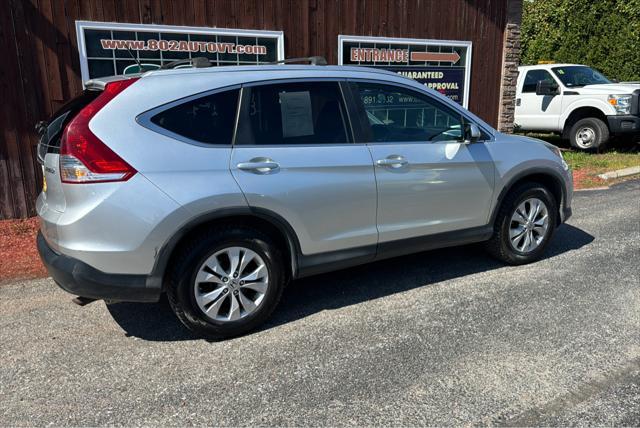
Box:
155;55;328;71
160;57;212;70
268;56;327;66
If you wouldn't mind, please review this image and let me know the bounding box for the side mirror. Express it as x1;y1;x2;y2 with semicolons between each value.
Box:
463;123;481;144
535;80;559;96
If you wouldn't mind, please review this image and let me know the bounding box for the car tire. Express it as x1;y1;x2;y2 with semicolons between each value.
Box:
166;225;286;340
486;182;558;265
569;117;609;151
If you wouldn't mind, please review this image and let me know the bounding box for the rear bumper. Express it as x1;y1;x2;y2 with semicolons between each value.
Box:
37;231;161;302
607;115;640;135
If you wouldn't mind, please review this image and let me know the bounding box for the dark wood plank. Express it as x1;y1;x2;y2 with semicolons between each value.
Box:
193;0;206;26
11;0;45;215
0;7;17;219
0;1;29;218
65;0;84;96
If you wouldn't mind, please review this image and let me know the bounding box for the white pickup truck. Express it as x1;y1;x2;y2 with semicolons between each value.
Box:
514;64;640;150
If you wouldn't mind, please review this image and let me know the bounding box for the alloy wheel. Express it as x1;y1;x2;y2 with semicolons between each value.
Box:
509;198;550;253
193;246;269;322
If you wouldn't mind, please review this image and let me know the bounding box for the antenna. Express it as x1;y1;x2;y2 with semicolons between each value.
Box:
125;44;145;73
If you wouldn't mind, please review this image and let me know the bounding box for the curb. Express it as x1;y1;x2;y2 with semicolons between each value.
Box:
597;166;640;180
574;186;609;192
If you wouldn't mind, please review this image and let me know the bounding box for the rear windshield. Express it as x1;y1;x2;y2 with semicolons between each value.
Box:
37;89;101;162
150;89;239;145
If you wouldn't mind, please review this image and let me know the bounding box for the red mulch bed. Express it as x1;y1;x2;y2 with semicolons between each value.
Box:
572;168;607;190
0;217;47;283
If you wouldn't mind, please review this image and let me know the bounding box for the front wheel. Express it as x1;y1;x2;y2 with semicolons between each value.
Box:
486;182;558;265
167;226;286;339
569;117;609;151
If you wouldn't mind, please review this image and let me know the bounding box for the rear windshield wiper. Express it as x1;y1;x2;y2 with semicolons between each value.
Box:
160;57;212;70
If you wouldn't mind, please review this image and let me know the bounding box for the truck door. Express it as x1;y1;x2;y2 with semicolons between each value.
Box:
515;69;563;131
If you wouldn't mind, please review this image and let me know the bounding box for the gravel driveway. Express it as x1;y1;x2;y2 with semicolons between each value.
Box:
1;180;639;426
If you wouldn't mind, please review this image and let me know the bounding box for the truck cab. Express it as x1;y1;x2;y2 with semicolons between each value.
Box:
514;63;640;150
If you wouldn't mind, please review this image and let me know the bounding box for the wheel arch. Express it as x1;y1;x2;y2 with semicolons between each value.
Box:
491;168;566;228
561;106;609;139
146;207;301;291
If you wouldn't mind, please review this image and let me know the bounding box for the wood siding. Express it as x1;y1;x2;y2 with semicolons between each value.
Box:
0;0;508;219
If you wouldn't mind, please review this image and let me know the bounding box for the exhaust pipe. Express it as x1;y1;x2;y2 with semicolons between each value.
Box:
72;296;97;306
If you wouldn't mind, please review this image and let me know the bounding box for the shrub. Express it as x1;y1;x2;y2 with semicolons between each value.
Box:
521;0;640;82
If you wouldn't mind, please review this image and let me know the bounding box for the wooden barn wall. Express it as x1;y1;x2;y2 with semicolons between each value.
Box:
0;0;508;219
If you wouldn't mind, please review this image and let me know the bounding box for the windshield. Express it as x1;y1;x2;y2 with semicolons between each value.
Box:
551;66;611;87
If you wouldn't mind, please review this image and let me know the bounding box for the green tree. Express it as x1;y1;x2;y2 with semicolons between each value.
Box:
521;0;640;82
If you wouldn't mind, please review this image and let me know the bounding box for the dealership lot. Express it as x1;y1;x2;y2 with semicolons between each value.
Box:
1;180;638;426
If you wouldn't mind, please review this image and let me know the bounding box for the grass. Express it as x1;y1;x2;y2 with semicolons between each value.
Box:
562;150;640;172
518;133;640;188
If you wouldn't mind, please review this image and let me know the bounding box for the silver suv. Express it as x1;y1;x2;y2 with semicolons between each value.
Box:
36;64;573;339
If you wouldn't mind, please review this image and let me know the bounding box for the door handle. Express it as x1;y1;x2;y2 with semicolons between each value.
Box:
376;156;408;168
237;159;280;173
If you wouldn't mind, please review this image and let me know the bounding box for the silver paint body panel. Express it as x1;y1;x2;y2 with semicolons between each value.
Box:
368;141;496;242
230;144;378;254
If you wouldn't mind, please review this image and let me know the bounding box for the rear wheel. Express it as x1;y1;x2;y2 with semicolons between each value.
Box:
569;117;609;151
167;226;285;339
486;182;558;265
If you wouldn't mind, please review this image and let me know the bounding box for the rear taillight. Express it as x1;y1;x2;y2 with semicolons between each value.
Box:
59;79;138;183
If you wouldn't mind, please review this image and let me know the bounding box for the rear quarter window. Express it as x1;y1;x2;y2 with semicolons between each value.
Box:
149;89;239;145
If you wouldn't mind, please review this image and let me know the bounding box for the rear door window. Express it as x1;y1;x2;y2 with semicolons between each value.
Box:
150;89;239;145
236;81;350;145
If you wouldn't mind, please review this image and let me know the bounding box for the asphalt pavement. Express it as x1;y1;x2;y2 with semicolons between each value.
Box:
1;180;639;426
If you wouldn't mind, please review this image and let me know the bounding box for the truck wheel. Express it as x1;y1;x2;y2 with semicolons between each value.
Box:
167;225;286;340
485;181;558;265
569;117;609;151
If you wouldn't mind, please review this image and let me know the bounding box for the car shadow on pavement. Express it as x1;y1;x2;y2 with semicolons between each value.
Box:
106;223;594;342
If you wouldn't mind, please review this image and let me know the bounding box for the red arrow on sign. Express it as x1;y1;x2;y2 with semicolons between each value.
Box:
410;51;461;64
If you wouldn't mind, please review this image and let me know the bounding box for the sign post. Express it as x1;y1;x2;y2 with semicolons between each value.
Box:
76;21;285;84
338;35;472;108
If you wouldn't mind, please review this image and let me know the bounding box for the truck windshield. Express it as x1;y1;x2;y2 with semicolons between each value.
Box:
551;66;611;87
